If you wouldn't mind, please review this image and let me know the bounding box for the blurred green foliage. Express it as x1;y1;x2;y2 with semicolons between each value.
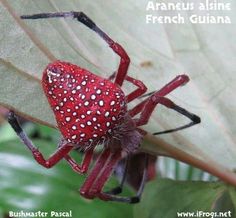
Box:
0;120;235;218
0;121;133;217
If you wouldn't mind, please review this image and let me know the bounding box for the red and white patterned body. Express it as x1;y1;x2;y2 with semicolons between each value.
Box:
42;61;127;148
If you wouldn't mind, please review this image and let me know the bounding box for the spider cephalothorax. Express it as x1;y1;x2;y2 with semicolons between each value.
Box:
8;11;201;203
106;113;143;155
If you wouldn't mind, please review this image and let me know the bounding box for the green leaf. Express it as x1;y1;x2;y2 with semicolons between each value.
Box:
0;1;236;173
229;186;236;209
0;139;133;217
213;189;235;214
0;123;18;143
134;178;236;218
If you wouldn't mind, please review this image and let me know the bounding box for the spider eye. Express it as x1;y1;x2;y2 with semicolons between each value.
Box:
46;68;61;83
47;68;59;77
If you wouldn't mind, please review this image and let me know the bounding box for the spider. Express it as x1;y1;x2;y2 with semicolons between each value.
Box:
8;11;201;203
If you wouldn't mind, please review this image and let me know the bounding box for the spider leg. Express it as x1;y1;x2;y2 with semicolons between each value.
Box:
139;91;155;99
80;148;111;199
63;148;94;174
128;75;200;134
109;71;147;103
129;74;189;117
97;154;148;204
89;150;122;197
81;148;148;203
135;96;200;133
153;101;201;135
125;76;147;103
8;111;73;168
21;11;130;87
105;156;130;195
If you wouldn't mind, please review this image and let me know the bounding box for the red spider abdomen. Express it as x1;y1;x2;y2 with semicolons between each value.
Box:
42;61;127;148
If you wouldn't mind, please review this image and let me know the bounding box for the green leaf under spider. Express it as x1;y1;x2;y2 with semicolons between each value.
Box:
134;178;236;218
0;139;133;217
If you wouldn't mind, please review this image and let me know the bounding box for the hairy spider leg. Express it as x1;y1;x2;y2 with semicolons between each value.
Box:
8;111;74;168
128;75;201;133
21;11;130;87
